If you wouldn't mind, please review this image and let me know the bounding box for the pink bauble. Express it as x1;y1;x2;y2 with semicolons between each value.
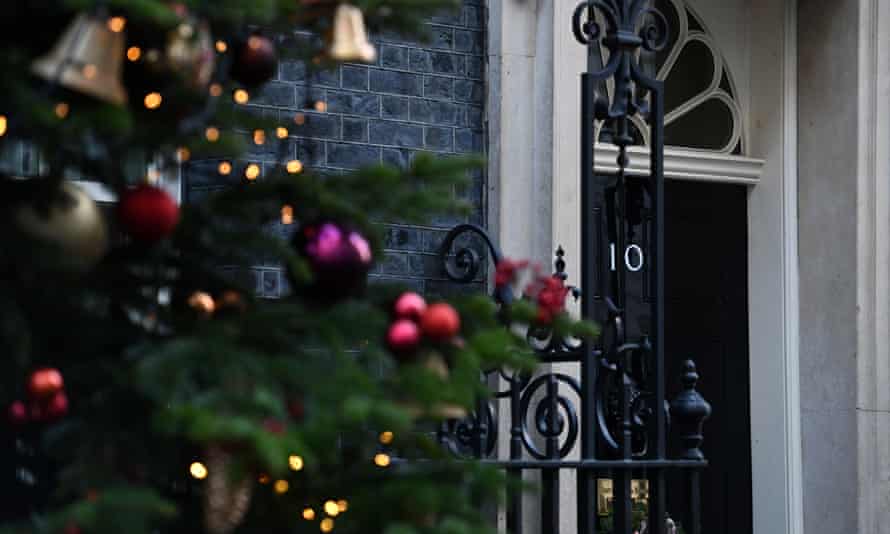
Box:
387;319;421;358
28;367;64;400
8;401;27;425
45;391;69;421
394;292;427;321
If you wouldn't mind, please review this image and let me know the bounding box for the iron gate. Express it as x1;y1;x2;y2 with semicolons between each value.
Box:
437;2;710;533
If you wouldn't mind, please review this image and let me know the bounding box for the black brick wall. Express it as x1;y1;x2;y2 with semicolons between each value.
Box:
185;1;487;299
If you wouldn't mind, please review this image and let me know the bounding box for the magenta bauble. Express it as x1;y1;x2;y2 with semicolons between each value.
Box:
394;292;427;321
291;221;374;300
387;319;421;357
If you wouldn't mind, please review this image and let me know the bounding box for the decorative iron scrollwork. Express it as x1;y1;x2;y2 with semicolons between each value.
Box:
519;373;582;459
438;401;498;459
595;340;663;458
439;223;513;304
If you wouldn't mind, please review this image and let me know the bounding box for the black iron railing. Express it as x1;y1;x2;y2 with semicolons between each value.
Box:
436;2;710;533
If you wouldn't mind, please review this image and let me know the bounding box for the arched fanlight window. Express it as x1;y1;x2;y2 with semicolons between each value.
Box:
595;0;743;155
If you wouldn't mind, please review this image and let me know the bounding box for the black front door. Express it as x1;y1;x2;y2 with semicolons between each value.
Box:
664;180;752;533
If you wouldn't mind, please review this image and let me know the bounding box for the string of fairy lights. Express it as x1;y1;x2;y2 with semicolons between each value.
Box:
185;430;395;532
0;12;332;192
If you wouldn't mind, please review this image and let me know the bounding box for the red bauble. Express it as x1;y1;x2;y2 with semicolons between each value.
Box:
420;303;461;341
45;391;69;421
287;398;305;421
263;418;286;435
8;401;27;425
394;292;427;322
387;319;421;356
230;34;277;88
119;184;180;243
28;367;64;399
118;184;179;243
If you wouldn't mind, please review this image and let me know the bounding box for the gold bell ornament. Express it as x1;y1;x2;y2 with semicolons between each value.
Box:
328;3;377;64
31;13;127;105
14;180;109;272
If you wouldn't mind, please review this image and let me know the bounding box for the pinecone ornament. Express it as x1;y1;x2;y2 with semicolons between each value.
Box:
204;445;253;534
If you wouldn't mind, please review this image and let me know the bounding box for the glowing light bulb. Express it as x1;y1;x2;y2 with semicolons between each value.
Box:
248;36;263;50
0;115;7;136
205;127;220;142
258;473;271;484
234;89;249;104
286;160;303;174
54;102;69;119
314;101;327;113
107;16;126;33
245;163;261;181
189;462;208;480
127;46;142;61
294;113;307;125
324;500;340;517
337;500;348;513
144;92;162;110
374;453;391;468
276;127;289;139
288;453;303;469
253;129;266;145
176;147;191;163
209;83;223;97
215;40;228;53
379;431;394;445
320;518;334;533
82;64;97;79
178;24;194;38
187;292;215;315
218;161;232;175
303;508;316;520
273;479;289;494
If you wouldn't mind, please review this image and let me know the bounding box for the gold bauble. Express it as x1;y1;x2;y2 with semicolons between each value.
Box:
14;181;108;271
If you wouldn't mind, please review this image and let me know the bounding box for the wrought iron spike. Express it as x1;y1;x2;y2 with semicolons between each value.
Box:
555;245;567;279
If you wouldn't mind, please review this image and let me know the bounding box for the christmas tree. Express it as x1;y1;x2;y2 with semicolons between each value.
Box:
0;2;597;533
